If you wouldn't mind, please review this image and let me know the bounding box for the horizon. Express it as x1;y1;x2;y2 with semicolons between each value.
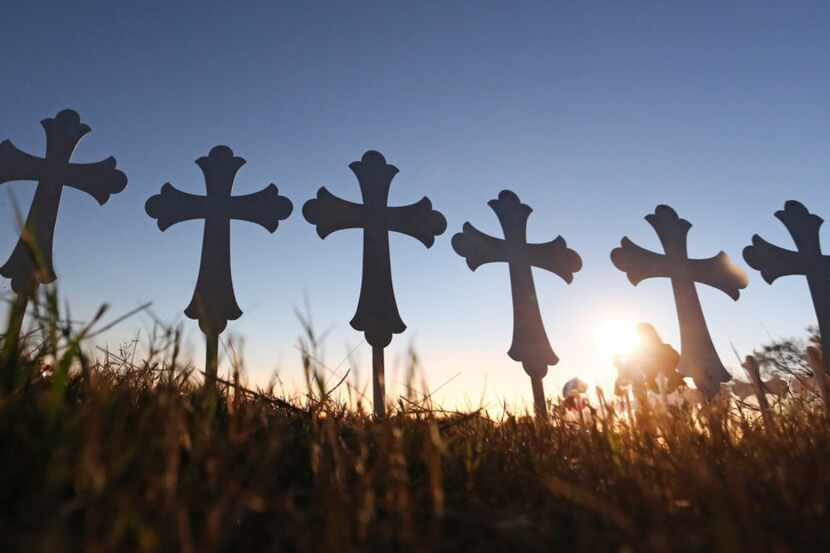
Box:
2;2;829;410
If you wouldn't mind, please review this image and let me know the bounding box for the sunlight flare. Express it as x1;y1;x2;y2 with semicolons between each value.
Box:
593;319;641;358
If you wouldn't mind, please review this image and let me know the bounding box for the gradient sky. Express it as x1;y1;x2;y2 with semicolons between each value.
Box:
2;2;829;409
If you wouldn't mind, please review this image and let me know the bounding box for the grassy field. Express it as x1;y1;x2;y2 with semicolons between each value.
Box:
1;292;829;552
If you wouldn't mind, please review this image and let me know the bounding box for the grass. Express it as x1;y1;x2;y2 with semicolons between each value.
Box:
1;288;829;552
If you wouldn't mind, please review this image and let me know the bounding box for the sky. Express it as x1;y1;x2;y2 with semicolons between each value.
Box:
1;2;829;410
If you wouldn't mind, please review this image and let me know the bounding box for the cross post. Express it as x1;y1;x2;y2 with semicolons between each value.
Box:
303;150;447;417
611;205;749;399
741;355;774;429
0;110;126;364
452;190;582;419
146;145;292;389
743;201;830;413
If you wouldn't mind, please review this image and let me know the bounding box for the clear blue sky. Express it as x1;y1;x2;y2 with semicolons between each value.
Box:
2;2;829;409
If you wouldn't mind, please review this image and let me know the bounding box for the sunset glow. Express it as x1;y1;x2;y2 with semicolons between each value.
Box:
594;319;641;358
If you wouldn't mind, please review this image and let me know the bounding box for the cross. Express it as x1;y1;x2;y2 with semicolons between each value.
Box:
302;150;447;417
0;110;126;362
611;205;749;399
743;200;830;412
145;145;293;388
451;190;582;419
0;110;127;294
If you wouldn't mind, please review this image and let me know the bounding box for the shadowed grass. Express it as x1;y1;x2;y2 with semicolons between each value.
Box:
1;289;829;552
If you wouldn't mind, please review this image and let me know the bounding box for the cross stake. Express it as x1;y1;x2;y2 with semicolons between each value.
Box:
612;205;749;399
743;201;830;415
741;355;774;430
452;190;582;419
146;146;292;390
0;110;126;367
303;151;447;418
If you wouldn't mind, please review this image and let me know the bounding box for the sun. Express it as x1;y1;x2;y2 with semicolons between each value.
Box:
594;319;641;358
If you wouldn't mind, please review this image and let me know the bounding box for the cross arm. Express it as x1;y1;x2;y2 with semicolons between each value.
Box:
145;183;208;231
687;251;749;300
0;140;43;185
302;187;364;238
387;197;447;247
776;200;823;253
229;183;293;232
63;157;128;204
645;205;692;256
527;237;583;284
452;222;508;270
743;235;810;284
611;237;673;285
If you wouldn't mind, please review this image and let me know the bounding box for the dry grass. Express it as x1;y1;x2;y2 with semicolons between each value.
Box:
1;289;829;552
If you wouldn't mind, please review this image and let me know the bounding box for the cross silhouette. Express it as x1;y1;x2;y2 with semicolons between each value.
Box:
0;110;127;294
146;145;292;386
743;200;830;410
611;205;748;398
147;145;293;335
303;150;446;416
452;190;582;418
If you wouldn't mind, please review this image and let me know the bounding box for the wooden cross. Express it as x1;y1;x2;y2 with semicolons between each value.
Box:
451;190;582;419
145;145;292;388
0;110;126;354
743;200;830;411
302;150;446;417
611;205;748;399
